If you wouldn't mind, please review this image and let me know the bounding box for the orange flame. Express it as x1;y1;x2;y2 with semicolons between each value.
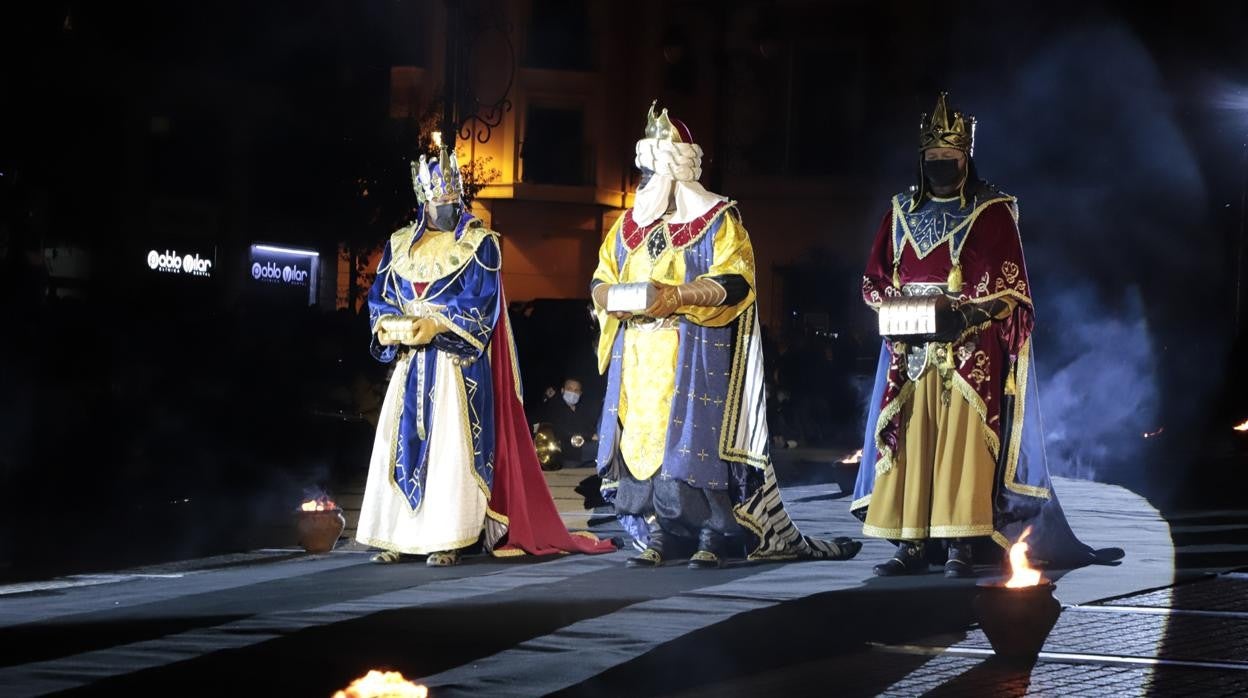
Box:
1005;526;1044;588
839;449;864;464
333;670;428;698
300;497;338;512
1234;419;1248;433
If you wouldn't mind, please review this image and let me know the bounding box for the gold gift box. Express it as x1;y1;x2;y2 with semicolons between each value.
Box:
379;316;417;343
878;295;950;338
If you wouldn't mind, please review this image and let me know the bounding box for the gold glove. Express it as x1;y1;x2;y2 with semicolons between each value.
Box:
643;282;681;319
675;278;728;307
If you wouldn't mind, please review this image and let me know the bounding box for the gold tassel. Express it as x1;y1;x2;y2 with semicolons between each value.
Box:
947;263;963;293
1005;365;1017;396
892;264;900;289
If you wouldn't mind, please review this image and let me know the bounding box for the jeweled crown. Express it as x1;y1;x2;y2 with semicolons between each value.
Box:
919;92;976;154
410;146;463;205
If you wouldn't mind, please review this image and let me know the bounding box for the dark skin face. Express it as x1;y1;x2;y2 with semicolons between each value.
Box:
634;166;676;215
638;167;653;189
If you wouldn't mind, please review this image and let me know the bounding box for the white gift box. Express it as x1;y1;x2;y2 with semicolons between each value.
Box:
605;282;658;313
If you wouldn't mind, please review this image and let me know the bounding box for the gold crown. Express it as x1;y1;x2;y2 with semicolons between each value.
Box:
409;145;463;206
919;92;975;154
643;100;685;142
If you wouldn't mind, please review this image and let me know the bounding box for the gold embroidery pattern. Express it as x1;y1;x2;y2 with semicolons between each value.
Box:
975;271;991;296
950;371;1001;460
862;523;997;541
969;288;1033;307
504;316;523;402
446;306;490;353
1003;338;1051;499
969;350;990;391
718;305;769;468
452;364;493;504
666;201;737;251
386;352;420;516
389;225;495;284
359;533;482;556
463;375;484;455
891;195;1016;262
873;380;916;477
1002;261;1020;284
864;277;882;307
851;494;872;512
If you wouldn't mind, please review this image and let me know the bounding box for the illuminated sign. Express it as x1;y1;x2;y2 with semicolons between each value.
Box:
249;243;320;305
251;260;309;285
146;248;214;278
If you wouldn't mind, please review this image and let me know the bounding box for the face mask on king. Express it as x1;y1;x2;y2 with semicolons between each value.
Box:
562;391;581;407
429;202;462;231
924;158;964;189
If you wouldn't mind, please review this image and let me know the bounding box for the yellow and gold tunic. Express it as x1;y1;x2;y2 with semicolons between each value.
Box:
592;201;756;483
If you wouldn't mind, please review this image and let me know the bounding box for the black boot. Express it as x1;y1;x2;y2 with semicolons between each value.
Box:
626;530;667;568
688;528;725;569
873;540;929;576
944;540;975;578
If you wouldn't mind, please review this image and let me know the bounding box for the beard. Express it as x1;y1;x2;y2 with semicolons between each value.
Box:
632;175;674;227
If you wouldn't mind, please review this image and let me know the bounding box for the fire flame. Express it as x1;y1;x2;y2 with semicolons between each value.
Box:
300;496;338;512
839;449;864;464
1234;419;1248;432
1005;526;1044;588
333;670;428;698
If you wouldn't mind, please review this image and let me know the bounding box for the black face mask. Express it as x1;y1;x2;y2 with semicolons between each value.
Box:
428;202;462;232
924;158;964;189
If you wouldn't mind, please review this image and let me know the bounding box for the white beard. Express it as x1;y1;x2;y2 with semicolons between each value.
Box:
632;176;674;227
631;175;725;227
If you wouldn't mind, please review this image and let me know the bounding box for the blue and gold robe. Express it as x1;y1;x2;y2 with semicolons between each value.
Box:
357;213;503;553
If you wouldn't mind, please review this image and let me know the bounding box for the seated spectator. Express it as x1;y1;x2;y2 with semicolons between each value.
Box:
537;378;600;470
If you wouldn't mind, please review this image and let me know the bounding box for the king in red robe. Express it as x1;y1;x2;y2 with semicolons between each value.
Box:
852;93;1092;577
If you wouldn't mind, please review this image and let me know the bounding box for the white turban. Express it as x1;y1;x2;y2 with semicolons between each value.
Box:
632;138;726;227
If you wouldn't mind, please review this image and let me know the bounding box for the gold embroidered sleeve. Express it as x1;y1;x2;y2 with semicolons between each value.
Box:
675;278;727;307
678;213;756;327
425;234;500;359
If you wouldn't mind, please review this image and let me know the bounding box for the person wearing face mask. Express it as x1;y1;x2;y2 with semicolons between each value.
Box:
537;378;601;470
590;102;861;568
358;145;615;566
852;93;1095;578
